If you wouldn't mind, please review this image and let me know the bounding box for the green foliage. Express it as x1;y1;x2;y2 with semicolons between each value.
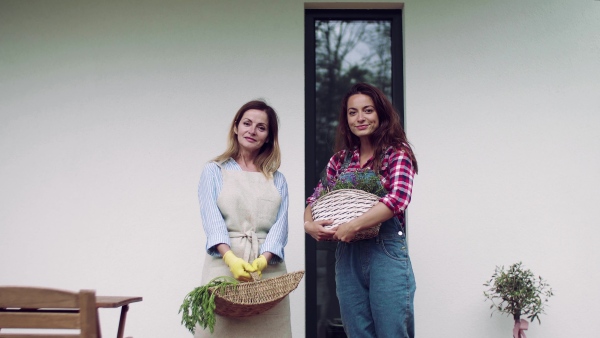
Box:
179;276;238;334
483;262;554;324
319;169;387;198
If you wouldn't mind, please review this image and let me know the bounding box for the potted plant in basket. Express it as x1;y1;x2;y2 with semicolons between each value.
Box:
317;168;387;199
483;261;554;338
311;168;387;241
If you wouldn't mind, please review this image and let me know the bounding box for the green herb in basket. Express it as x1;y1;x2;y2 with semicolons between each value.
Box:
179;276;239;334
319;169;387;198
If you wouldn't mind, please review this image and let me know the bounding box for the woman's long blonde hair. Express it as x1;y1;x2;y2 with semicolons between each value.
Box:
213;100;281;177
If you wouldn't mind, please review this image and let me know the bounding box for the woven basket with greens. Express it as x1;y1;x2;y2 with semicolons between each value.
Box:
179;270;304;334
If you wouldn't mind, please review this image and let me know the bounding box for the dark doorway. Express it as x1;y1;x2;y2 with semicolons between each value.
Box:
304;8;404;338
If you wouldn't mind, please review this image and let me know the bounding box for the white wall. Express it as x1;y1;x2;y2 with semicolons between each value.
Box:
0;0;598;337
407;1;600;337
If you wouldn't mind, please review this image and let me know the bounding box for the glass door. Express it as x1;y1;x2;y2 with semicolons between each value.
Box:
305;9;404;338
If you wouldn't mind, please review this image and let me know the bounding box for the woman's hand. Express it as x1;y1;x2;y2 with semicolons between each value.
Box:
251;255;268;278
334;203;394;242
333;221;358;242
304;219;336;241
222;250;256;281
304;204;336;241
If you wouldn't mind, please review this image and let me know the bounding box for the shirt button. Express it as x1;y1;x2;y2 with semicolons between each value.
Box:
398;231;403;235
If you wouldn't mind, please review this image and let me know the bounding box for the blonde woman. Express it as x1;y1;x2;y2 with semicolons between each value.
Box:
196;100;290;337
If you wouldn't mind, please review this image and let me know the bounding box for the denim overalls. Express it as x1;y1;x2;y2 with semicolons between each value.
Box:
332;153;416;338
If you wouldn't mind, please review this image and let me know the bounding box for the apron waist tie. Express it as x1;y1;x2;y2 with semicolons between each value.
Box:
229;230;267;262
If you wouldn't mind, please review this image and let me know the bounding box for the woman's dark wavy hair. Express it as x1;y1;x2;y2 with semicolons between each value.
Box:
334;82;418;173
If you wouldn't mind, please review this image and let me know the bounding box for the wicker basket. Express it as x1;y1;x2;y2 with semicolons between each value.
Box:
210;270;304;317
311;189;381;241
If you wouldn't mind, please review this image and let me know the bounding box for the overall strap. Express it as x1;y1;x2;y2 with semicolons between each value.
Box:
340;150;353;171
341;149;385;174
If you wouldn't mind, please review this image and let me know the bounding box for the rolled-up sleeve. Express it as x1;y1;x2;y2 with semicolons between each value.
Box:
198;162;231;257
380;150;415;216
260;171;289;263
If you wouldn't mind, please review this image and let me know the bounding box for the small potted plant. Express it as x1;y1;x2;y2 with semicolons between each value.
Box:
317;168;387;198
483;261;554;338
311;168;387;241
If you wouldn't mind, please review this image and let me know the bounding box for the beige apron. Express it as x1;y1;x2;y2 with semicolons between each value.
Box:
195;162;292;338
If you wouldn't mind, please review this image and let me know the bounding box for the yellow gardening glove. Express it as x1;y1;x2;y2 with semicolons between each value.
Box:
223;250;256;281
251;255;268;278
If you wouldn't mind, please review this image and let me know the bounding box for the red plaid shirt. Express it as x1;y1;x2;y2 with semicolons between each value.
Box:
307;146;415;221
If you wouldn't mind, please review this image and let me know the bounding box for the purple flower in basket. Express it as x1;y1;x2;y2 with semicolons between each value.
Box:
320;168;387;198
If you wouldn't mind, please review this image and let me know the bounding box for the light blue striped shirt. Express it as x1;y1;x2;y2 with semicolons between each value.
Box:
198;158;289;262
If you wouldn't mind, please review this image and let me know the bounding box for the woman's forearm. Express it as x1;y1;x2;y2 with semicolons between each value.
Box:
304;204;314;223
350;202;393;231
337;202;393;239
216;243;232;256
